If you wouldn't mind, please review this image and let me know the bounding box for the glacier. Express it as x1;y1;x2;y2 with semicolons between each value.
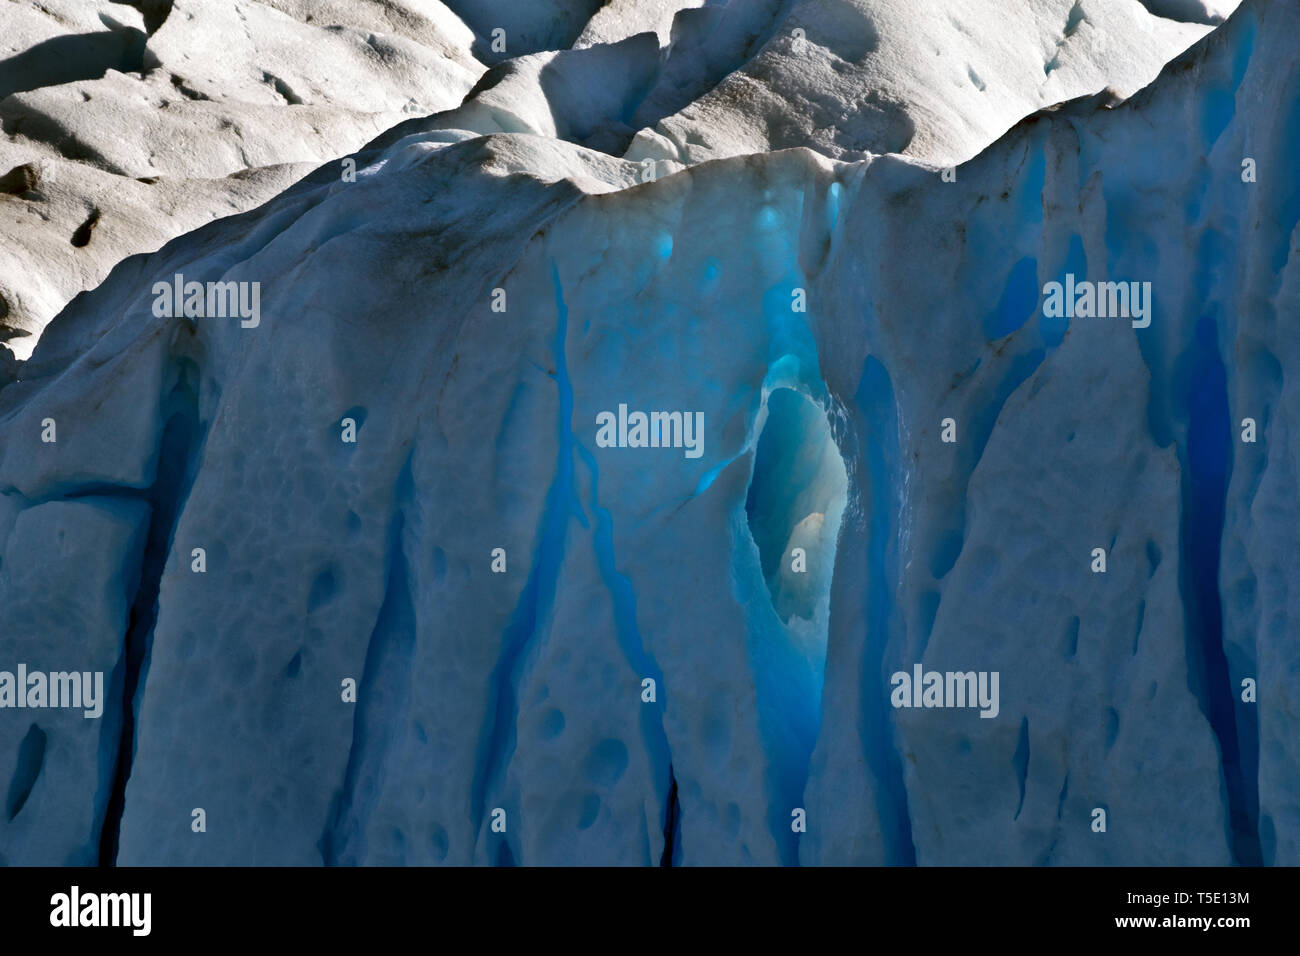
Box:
0;0;1295;866
0;0;1226;354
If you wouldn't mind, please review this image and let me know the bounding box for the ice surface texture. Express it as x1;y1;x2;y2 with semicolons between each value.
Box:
0;0;486;356
0;0;1294;865
1;0;1223;356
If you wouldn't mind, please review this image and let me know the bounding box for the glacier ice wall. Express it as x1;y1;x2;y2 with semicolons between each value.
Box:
0;0;1295;865
1;0;1229;355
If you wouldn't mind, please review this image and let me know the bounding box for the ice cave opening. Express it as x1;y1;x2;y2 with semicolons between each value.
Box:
745;386;848;657
742;385;849;854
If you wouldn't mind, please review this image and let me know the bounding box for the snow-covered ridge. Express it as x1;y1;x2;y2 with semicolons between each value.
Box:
1;0;1234;358
622;0;1229;168
1;0;1292;866
0;0;486;356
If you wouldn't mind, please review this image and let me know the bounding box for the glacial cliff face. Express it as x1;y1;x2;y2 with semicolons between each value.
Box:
1;0;1225;355
0;0;1293;866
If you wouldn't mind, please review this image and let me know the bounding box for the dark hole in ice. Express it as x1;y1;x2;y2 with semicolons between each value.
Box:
744;387;848;626
70;208;100;248
6;723;46;821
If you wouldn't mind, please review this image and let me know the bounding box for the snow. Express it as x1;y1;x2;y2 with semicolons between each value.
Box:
1;0;1235;356
0;0;485;357
0;0;1292;867
439;0;606;63
622;0;1232;168
575;1;706;49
